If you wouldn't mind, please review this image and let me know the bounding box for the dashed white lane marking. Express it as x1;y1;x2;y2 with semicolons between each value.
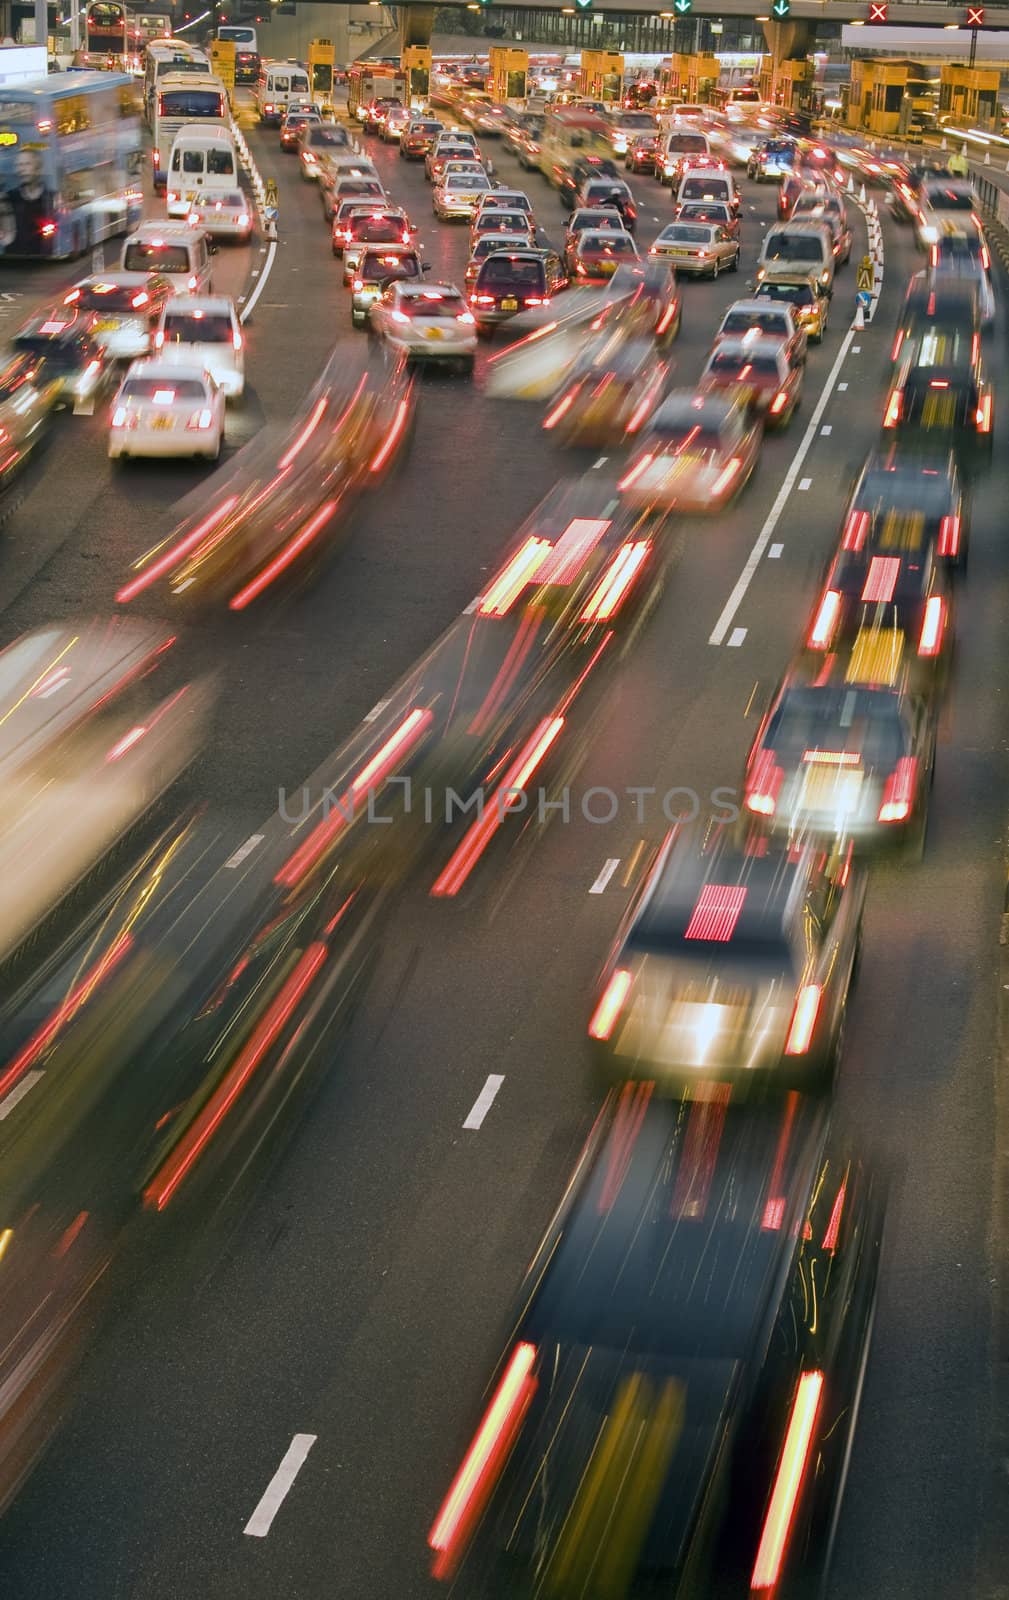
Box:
709;325;858;645
798;477;812;491
364;699;390;723
463;1073;505;1130
225;834;264;869
821;425;832;435
769;543;783;559
0;1070;44;1121
245;1435;317;1537
851;345;861;353
838;382;849;391
590;857;620;894
728;627;747;647
593;455;608;468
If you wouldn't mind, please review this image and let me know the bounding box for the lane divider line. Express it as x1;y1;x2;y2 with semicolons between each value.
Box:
463;1074;505;1130
244;1434;318;1537
590;858;620;894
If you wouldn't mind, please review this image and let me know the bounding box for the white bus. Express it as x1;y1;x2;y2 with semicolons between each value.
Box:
218;24;257;53
143;40;211;124
152;72;228;191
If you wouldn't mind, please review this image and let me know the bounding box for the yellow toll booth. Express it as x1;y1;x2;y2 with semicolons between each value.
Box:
687;52;719;104
580;50;623;104
401;46;431;109
489;45;528;105
759;57;812;111
847;59;911;136
939;63;1000;131
308;38;335;106
658;54;692;105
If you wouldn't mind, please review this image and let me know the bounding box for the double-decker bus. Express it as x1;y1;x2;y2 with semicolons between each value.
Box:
0;73;142;259
84;5;171;66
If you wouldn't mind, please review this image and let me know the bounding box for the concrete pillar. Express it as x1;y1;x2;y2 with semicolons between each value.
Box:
399;5;436;48
35;0;48;51
759;17;814;61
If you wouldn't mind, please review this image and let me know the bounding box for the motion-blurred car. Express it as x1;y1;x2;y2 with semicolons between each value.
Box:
743;643;938;853
842;447;968;571
330;189;391;255
280;106;319;150
778;170;808;219
322;171;385;225
543;332;670;447
676;198;740;239
400;117;444;160
296;120;351;182
426;137;481;182
470;206;534;247
109;362;225;461
362;96;403;134
715;297;807;365
10;311;107;409
473;188;533;222
752;271;830;342
430;1089;881;1594
748;135;798;180
153;296;244;400
0;620;210;970
928;228;995;324
757;220;835;291
791;191;853;266
700;338;803;428
351;246;427;328
341;206;416;281
563;206;625;270
625;132;662;173
63;273;173;361
514;121;543;171
589;828;864;1083
185;190;252;243
649;220;740;278
433;170;492;220
914;175;976;247
574;175;637;231
883;327;993;458
607;109;657;156
676;168;739;217
370;281;476;372
558;154;623;210
570;228;640;282
619;390;761;513
380;105;412;143
0;353;57;497
893;274;980;359
470;250;555;330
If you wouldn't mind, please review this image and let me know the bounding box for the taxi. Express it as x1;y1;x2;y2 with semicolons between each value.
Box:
63;273;173;362
649;221;739;278
543;332;670;447
752;271;830;342
699;338;803;429
804;536;952;690
570;229;640;283
714;298;807;366
619;390;761;514
351;247;427;328
883;325;993;458
843;448;968;572
465;232;533;287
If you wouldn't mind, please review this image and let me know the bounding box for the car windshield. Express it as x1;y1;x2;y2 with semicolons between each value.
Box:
765;233;823;262
309;126;349;147
925;186;974;211
161;314;233;344
121;377;208;400
769;687;906;767
478;258;545;286
723;311;786;334
668;134;707;152
123;244;191;272
660;226;712;244
681;203;729;218
477;212;527;232
360;254;419;283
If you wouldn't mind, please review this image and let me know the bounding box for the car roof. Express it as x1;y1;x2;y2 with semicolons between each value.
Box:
161;295;235;315
651;390;739;429
723;299;792;320
124;359;210;382
128;222;196;239
631;830;811;953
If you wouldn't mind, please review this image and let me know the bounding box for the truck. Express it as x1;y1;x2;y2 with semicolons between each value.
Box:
538;105;613;189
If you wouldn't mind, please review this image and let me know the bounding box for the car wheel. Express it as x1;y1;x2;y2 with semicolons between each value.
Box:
729;251;739;272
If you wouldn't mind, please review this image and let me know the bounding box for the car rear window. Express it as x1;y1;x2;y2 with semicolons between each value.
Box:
123;243;191;272
765;233;824;263
352;214;407;240
477;211;528;232
360;254;420;282
682;178;729;199
660;225;711;244
723;311;786;335
121;377;208;400
769;687;906;767
405;292;466;318
756;281;815;307
478;257;545;287
924;186;974;211
581;233;636;253
654;424;724;452
161;313;233;343
309;125;349;147
73;284;150;313
667;133;707;152
708;351;781;377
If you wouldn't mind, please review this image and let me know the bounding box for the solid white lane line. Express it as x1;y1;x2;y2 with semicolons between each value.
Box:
0;1070;44;1121
709;326;856;645
728;627;747;647
593;455;608;468
590;858;620;894
244;1435;317;1537
240;239;278;326
463;1074;505;1130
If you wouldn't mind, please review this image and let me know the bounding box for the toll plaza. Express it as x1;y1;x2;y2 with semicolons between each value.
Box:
846;59;911;136
579;50;623;103
758;56;813;111
209;39;235;106
402;46;432;109
688;52;719;103
489;45;528;106
309;39;336;109
939;63;1000;131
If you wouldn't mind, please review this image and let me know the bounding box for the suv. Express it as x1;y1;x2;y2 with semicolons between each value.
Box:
756;220;835;292
469;249;550;331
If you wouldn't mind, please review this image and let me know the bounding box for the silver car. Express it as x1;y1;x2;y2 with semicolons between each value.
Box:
433;171;491;220
649;220;740;279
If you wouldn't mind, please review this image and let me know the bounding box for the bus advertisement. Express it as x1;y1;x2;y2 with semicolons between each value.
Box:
0;73;142;259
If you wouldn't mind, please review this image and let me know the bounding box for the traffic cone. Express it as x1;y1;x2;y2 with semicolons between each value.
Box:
859;183;867;203
985;149;991;165
848;173;855;192
853;301;865;331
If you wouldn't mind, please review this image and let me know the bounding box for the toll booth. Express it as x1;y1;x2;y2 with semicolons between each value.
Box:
489;45;528;106
401;46;431;109
580;50;623;104
308;38;335;106
760;58;813;112
687;52;719;104
939;63;999;132
846;59;910;136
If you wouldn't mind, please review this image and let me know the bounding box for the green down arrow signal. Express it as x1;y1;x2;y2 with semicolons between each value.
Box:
673;0;692;13
772;0;791;14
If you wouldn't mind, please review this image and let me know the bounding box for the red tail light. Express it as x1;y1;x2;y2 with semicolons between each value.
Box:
618;451;655;492
929;244;938;268
429;1342;538;1576
769;390;789;416
784;983;821;1056
588;968;633;1040
807;589;841;650
750;1371;825;1591
841;509;870;552
186;408;214;431
580;540;652;622
976;392;993;433
745;749;783;816
937;513;961;558
917;594;945;657
890;329;904;361
883;390;902;428
711;456;743;499
878;756;918;823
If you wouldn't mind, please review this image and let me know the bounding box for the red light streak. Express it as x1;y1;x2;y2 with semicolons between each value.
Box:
369;398;410;473
278;396;328;471
229;500;339;611
0;932;133;1103
750;1371;825;1590
597;1078;653;1211
684;883;747;942
116;496;240;603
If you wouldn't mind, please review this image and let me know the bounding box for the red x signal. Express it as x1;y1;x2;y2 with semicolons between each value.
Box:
868;1;887;20
967;4;984;25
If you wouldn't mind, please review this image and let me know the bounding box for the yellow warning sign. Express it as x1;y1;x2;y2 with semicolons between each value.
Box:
856;254;874;294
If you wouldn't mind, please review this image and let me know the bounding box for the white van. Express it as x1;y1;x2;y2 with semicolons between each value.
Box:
676;169;738;214
166;126;240;218
660;128;711;185
757;220;836;291
152;73;229;192
121;222;215;295
256;60;311;126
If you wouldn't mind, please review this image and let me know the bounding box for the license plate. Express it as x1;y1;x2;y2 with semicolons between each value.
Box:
501;298;518;311
151;416;174;431
668;248;690;258
95;318;120;332
425;327;445;340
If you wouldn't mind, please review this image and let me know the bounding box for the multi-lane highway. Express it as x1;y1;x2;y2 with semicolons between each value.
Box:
0;92;1006;1600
